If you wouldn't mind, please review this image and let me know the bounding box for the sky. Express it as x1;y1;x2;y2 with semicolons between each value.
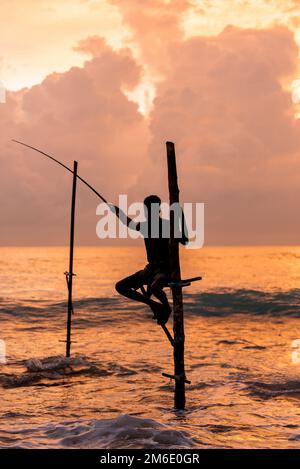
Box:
1;0;300;245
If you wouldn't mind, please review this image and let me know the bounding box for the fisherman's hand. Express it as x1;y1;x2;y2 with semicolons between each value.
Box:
181;234;189;246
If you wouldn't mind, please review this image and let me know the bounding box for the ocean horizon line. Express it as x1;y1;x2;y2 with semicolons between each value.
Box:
0;244;299;249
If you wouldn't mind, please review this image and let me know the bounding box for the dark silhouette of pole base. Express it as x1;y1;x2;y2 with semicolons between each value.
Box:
166;141;186;410
66;160;78;358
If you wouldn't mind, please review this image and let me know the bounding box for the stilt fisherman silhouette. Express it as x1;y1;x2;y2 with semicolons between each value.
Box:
10;141;189;325
112;195;188;325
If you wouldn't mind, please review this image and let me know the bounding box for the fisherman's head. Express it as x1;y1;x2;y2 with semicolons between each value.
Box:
143;195;161;219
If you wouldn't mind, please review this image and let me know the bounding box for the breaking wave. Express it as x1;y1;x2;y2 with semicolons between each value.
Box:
1;289;300;322
0;355;140;389
184;288;300;316
0;414;196;449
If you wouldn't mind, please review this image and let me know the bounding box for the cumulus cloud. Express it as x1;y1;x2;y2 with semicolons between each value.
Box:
110;0;192;77
0;39;149;245
140;26;300;244
1;8;300;245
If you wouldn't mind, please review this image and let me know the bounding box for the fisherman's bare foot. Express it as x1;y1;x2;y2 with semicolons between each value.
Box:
157;304;172;325
151;302;172;325
150;302;163;319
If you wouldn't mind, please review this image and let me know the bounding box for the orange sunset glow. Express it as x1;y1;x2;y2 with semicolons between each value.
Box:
2;1;300;455
1;0;300;246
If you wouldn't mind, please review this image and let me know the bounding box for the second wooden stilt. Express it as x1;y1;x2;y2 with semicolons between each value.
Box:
66;160;78;358
166;141;186;410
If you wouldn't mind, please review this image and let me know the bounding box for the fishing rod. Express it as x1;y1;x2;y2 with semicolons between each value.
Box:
12;139;183;350
12;139;135;230
12;139;108;204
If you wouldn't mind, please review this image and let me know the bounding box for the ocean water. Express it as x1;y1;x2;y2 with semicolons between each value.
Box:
1;245;300;448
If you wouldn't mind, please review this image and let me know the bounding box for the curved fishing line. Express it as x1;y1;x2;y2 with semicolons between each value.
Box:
12;139;108;204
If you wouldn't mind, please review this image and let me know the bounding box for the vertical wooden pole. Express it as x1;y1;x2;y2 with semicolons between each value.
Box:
66;160;78;358
166;141;185;410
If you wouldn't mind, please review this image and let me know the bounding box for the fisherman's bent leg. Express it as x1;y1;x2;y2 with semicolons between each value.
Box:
149;272;172;324
150;273;170;306
115;271;159;308
152;288;169;307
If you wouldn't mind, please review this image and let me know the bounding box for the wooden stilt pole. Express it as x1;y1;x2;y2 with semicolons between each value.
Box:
66;160;78;358
166;141;186;410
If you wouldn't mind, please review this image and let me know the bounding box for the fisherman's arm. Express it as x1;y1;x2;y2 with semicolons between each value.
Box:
108;204;140;230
